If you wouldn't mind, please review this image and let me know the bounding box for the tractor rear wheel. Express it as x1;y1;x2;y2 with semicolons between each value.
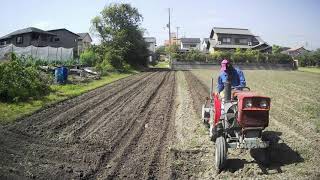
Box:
215;136;227;172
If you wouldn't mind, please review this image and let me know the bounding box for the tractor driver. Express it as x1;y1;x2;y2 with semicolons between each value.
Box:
210;59;246;140
216;59;246;98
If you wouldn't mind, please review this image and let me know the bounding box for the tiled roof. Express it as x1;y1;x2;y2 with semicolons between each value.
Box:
0;27;56;40
48;28;80;37
144;37;156;43
180;38;201;43
212;27;253;35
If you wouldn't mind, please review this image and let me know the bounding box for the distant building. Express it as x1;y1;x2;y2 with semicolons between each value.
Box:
47;28;80;55
207;27;271;53
144;37;156;53
0;27;93;56
164;32;179;46
0;27;56;47
144;37;157;62
77;33;92;54
281;46;310;57
201;38;209;52
180;38;201;51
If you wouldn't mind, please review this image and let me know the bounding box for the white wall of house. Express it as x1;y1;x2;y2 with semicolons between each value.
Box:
201;41;208;52
146;42;156;53
180;42;200;50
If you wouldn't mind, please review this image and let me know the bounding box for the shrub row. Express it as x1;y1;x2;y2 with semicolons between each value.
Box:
174;49;292;64
296;49;320;67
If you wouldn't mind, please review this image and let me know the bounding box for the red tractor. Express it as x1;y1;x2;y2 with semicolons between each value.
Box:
201;78;271;172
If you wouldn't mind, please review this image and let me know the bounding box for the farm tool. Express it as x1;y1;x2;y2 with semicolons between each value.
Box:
201;78;271;172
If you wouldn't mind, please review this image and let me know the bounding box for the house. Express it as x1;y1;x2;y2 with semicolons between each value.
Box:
0;27;84;55
180;38;201;51
201;38;209;52
144;37;156;53
144;37;157;62
47;28;80;55
207;27;271;53
164;33;179;46
281;46;310;57
0;27;56;47
77;33;92;54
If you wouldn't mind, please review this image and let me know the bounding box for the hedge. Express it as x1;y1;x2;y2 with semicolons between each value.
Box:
175;49;292;64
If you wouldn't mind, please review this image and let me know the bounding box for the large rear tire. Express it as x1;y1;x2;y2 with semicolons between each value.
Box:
215;136;227;172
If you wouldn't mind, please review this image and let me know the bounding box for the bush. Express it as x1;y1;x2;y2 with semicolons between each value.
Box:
266;53;291;64
0;55;51;102
80;49;97;66
95;47;133;74
209;49;291;64
297;49;320;67
185;49;206;61
210;51;232;62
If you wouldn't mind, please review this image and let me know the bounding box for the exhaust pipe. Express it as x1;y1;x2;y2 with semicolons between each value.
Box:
224;81;231;101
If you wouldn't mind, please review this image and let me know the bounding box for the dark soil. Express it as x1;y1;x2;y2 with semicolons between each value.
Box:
0;71;176;179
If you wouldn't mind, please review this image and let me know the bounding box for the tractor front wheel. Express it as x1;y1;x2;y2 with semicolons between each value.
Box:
215;136;227;172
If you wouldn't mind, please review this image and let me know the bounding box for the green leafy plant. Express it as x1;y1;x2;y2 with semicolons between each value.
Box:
0;55;51;102
80;49;97;66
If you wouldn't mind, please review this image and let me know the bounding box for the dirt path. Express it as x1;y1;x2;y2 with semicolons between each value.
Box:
0;71;176;179
170;71;215;179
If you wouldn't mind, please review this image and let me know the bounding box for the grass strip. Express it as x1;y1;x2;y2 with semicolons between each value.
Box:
298;67;320;74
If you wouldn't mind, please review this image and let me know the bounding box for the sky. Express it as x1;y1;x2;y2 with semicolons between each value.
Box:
1;0;320;50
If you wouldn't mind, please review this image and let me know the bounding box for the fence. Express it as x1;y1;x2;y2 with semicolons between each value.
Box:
0;44;73;61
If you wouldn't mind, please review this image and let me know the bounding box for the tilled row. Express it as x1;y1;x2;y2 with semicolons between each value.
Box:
8;72;155;139
0;71;176;180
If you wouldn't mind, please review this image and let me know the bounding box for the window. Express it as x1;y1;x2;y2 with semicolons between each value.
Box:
190;44;197;48
222;37;231;43
16;36;23;44
54;37;60;42
235;38;248;45
0;41;7;45
50;36;53;42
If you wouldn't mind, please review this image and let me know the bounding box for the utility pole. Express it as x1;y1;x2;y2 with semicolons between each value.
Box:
176;26;180;45
168;8;171;46
168;8;172;68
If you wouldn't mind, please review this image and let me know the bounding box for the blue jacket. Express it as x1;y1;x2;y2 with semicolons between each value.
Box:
217;68;246;93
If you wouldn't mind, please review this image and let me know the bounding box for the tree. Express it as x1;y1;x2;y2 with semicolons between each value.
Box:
272;45;282;54
155;45;166;55
91;3;149;68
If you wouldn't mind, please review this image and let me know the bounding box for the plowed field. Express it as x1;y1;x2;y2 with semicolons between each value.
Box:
0;71;176;179
1;69;319;179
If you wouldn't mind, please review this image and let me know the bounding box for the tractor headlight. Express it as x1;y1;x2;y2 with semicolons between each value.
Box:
244;99;252;108
260;99;268;108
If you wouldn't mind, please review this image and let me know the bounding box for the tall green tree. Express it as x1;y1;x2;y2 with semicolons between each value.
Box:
91;3;149;68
